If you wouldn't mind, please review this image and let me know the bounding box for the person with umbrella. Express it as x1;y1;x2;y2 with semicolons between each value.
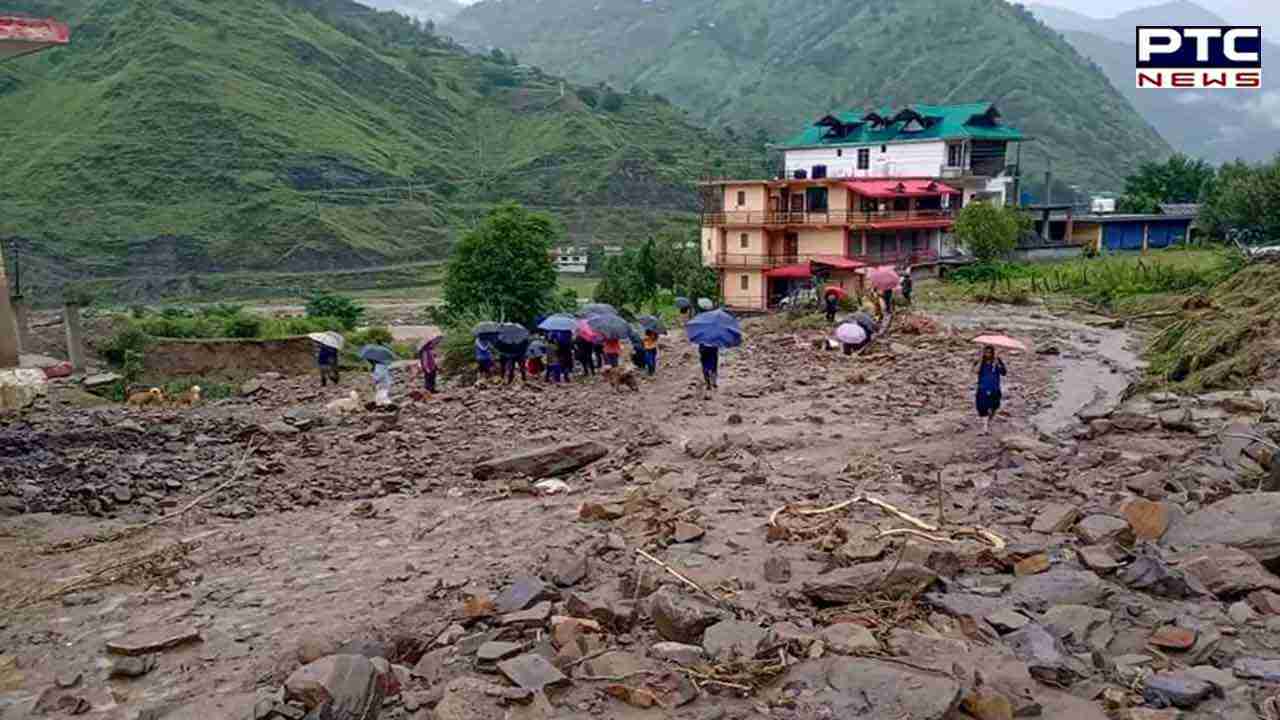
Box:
474;337;495;379
901;266;914;306
823;288;842;323
835;322;868;356
974;342;1009;434
637;315;665;377
309;332;343;387
415;336;442;394
359;344;397;406
687;309;742;393
494;324;531;386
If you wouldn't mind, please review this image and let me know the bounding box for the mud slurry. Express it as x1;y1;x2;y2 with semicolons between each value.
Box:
1;305;1275;720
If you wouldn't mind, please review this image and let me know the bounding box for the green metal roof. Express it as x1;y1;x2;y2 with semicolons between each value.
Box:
778;103;1024;148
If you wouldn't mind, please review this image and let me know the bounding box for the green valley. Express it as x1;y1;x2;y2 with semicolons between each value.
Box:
0;0;755;300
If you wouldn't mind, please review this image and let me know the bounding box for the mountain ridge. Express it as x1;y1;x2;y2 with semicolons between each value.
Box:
445;0;1173;192
0;0;754;296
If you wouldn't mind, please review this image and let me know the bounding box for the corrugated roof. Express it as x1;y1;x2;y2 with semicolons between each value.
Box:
779;103;1024;149
845;179;959;198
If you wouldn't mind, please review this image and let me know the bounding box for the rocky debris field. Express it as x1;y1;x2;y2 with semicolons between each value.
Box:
3;306;1280;720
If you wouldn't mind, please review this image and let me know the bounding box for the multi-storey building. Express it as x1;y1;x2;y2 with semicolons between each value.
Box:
701;103;1025;309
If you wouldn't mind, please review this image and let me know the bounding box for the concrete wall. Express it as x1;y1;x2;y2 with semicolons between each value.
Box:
785;141;946;179
722;269;767;310
144;336;316;378
799;229;847;257
1011;246;1084;262
723;184;767;212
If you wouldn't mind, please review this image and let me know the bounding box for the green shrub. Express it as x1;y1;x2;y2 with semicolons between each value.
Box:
223;313;263;338
347;326;395;347
161;378;235;401
102;326;151;365
305;293;365;330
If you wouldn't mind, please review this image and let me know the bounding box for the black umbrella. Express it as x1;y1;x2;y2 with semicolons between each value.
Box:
359;344;396;365
637;315;668;335
576;303;618;319
472;321;502;338
585;313;631;340
496;323;531;346
526;339;549;358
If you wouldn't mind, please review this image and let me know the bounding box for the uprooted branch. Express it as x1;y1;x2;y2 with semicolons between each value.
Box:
770;496;1006;550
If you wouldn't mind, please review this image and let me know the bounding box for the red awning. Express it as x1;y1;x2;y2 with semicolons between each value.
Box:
764;263;813;279
844;179;959;199
812;255;866;270
0;16;70;60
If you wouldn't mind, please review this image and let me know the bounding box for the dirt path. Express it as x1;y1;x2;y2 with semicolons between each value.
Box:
0;302;1269;720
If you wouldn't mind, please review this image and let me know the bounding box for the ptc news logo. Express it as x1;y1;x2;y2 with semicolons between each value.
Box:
1136;26;1262;89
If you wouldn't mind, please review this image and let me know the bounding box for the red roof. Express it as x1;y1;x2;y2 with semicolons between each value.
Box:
845;179;959;199
764;263;813;279
812;256;866;270
0;16;70;61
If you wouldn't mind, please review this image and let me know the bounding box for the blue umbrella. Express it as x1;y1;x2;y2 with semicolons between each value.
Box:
576;303;618;319
472;321;502;339
538;314;577;333
675;297;691;311
496;323;531;346
526;339;549;358
637;315;668;335
585;313;631;340
686;309;742;348
359;344;397;365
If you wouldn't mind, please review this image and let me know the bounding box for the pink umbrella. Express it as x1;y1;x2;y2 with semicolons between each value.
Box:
835;323;867;346
973;334;1029;352
869;267;900;292
575;319;603;343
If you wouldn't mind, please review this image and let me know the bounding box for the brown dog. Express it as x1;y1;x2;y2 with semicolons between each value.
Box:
601;366;639;392
172;385;202;407
127;387;165;408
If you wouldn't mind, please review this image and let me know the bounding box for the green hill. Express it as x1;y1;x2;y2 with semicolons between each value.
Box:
446;0;1173;193
0;0;755;297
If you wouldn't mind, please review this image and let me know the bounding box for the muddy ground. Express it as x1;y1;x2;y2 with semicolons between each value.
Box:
3;302;1280;720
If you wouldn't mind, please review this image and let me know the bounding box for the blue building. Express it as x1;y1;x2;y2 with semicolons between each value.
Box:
1027;203;1198;255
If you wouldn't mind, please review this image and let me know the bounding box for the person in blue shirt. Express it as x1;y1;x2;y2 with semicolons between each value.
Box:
315;342;340;387
475;338;494;379
975;345;1007;434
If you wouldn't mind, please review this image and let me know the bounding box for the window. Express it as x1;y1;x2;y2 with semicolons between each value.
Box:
706;236;712;251
805;187;829;212
880;145;887;153
740;233;749;249
947;143;964;168
736;191;746;206
857;148;870;170
836;149;843;157
740;275;750;291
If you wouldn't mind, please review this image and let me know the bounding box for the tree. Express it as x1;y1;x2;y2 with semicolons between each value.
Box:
1200;157;1280;244
635;237;658;299
305;292;365;330
443;203;560;325
595;231;720;311
954;202;1028;263
1118;154;1216;210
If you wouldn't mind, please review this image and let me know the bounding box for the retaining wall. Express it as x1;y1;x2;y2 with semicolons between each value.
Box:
143;336;314;378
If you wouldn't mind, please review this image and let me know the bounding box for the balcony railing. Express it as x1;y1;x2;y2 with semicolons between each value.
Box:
709;249;939;270
702;209;955;228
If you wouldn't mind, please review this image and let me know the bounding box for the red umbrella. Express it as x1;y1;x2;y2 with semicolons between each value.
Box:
575;319;603;343
973;334;1029;352
869;268;900;292
823;286;848;300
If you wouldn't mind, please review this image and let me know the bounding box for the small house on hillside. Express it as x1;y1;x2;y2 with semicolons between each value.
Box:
552;247;588;274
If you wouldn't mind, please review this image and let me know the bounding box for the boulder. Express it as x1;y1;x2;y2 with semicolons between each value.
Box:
83;372;122;389
1009;569;1111;613
1118;551;1208;599
1124;500;1172;541
496;654;567;692
647;586;729;644
1076;515;1129;544
284;655;389;719
473;441;608;480
1030;504;1080;534
1231;657;1280;682
702;620;767;662
1164;493;1280;562
784;657;961;719
1039;605;1113;652
106;626;201;656
1175;545;1280;599
650;642;704;666
1003;624;1085;687
565;589;633;632
0;368;48;410
1142;671;1220;709
820;623;880;654
802;562;938;604
547;550;588;588
495;576;553;614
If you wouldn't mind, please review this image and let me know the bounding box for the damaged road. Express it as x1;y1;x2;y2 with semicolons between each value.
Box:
2;302;1280;720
